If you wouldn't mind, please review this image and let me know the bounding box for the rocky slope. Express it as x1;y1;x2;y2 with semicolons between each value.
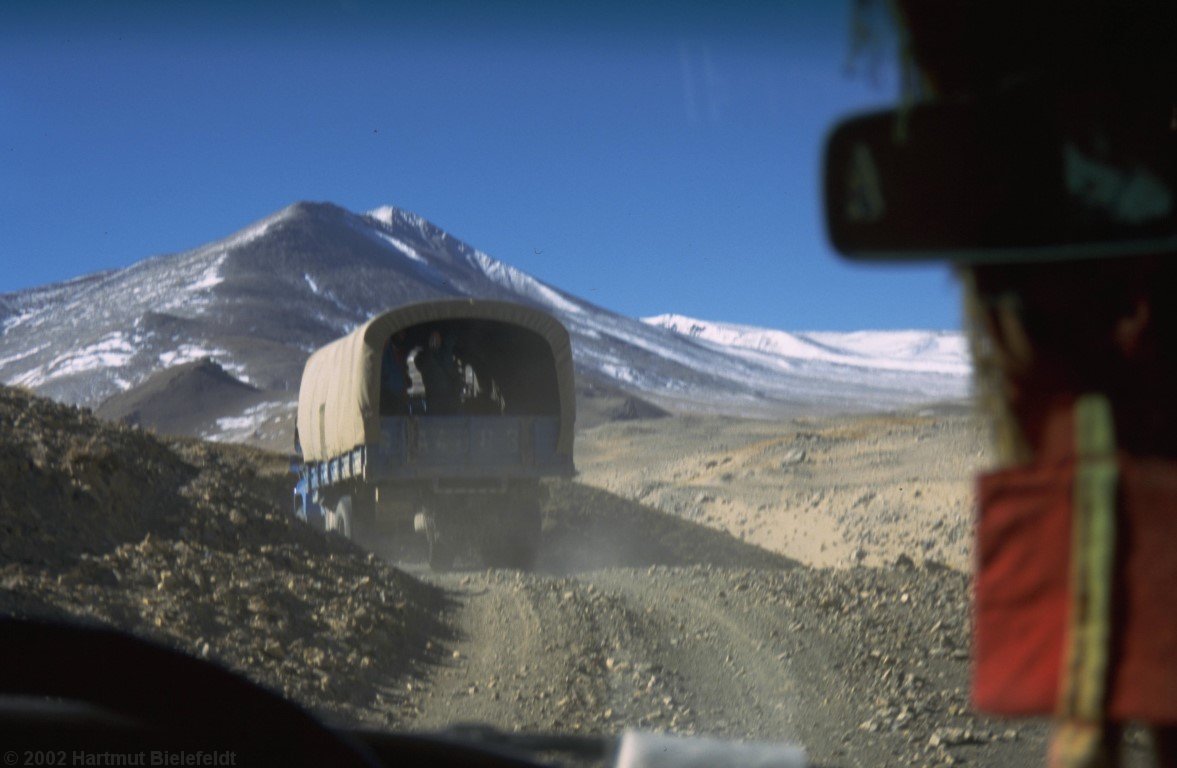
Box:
0;384;446;726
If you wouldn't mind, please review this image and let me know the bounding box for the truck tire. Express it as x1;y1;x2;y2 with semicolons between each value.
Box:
294;494;326;532
327;495;353;540
348;486;376;544
425;523;455;572
415;507;455;572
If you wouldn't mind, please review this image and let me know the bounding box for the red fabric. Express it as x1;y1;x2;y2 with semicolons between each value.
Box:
1114;458;1177;722
972;417;1177;722
974;459;1072;715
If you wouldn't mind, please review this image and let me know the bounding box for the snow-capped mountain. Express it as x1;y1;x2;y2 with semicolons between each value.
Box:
645;314;969;378
0;201;970;445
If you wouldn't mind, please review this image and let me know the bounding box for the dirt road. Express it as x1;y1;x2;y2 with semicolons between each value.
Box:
374;477;1154;768
359;481;1061;768
389;561;1055;768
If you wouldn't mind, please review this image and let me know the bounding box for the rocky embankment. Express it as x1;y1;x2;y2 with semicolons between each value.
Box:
0;385;446;726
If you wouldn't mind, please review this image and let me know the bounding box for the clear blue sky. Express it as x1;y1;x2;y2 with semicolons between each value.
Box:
0;1;958;331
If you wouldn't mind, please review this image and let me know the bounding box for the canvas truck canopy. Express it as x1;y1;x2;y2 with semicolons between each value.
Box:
297;299;576;463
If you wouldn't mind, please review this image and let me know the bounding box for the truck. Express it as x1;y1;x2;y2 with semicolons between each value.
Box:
292;299;576;570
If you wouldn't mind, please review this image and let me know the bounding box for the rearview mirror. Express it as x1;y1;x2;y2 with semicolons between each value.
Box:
823;100;1177;263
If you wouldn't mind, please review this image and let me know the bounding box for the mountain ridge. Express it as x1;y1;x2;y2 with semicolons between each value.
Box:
0;201;970;448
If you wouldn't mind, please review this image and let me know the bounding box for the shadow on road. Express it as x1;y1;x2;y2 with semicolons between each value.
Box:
360;481;799;576
538;480;799;574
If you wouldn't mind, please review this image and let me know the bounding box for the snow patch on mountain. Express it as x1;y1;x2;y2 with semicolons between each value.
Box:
189;254;226;291
205;400;289;442
372;231;427;264
13;333;137;389
0;343;48;369
366;205;428;235
215;402;283;432
470;251;583;315
645;314;969;377
2;309;37;333
158;345;230;368
804;330;969;374
366;205;397;227
219;360;256;387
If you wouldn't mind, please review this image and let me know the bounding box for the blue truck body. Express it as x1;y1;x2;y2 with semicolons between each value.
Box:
292;414;571;528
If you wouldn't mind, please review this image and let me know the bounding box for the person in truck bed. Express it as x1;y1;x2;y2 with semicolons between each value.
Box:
380;330;411;416
416;329;463;415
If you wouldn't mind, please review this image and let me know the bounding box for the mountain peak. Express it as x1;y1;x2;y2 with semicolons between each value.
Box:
194;201;337;255
364;204;431;235
367;205;398;227
282;200;348;219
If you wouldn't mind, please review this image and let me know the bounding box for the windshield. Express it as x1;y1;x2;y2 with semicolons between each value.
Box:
0;3;1063;767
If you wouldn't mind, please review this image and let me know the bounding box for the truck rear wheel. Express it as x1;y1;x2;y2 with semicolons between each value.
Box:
348;486;376;544
425;522;455;572
414;508;455;572
326;495;353;539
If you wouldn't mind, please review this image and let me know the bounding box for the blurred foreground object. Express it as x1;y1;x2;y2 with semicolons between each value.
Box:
825;1;1177;765
615;731;806;768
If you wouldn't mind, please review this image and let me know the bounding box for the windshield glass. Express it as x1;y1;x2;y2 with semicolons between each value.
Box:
0;3;1061;767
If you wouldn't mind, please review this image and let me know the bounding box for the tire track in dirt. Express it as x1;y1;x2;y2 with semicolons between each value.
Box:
584;569;803;741
402;571;611;736
581;567;884;766
401;566;821;761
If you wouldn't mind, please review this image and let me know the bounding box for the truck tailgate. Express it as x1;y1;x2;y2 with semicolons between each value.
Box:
372;415;570;478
